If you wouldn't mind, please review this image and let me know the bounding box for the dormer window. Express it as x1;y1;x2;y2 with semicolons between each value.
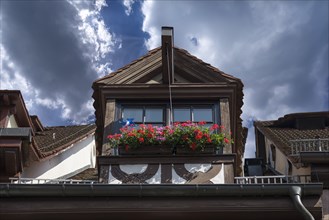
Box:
122;106;165;126
173;106;214;126
120;102;218;127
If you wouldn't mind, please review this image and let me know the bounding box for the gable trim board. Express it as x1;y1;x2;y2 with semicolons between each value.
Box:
95;47;237;85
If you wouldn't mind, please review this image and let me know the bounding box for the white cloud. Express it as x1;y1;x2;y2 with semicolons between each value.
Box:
141;1;328;159
70;0;114;76
123;0;135;16
0;45;36;100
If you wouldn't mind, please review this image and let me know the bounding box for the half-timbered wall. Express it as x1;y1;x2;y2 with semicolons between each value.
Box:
98;155;235;184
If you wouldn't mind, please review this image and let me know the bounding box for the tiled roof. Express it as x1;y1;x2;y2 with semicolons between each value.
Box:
33;124;96;158
174;47;242;82
254;113;329;161
93;47;241;84
93;47;161;84
69;168;98;181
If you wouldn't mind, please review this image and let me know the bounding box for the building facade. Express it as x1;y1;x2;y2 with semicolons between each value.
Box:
93;27;246;180
0;90;96;182
253;111;329;219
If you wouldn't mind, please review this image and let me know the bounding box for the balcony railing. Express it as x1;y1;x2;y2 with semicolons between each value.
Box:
235;175;312;184
290;138;329;155
9;177;97;184
9;176;313;185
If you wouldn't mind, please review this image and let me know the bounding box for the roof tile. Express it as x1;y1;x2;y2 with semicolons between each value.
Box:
33;124;96;158
254;112;329;161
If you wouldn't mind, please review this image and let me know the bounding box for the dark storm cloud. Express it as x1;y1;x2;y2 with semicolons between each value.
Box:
1;0;101;123
240;3;328;113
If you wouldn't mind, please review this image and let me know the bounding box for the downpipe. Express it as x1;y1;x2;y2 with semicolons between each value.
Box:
289;186;314;220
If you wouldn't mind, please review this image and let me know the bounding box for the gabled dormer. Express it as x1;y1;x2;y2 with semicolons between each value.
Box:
93;27;245;177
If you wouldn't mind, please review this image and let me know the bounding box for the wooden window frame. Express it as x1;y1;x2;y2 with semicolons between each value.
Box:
119;100;220;126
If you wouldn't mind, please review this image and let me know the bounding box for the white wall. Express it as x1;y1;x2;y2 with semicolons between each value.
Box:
7;115;18;128
292;164;311;176
21;134;96;179
265;137;311;176
108;163;225;184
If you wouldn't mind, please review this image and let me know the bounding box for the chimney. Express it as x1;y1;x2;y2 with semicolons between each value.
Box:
161;27;174;84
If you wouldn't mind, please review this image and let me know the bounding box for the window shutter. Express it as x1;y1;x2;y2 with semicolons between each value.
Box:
5;150;18;176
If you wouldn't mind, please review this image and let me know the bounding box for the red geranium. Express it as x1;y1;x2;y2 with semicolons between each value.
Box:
107;121;233;152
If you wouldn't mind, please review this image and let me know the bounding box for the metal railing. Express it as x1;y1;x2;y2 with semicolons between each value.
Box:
235;175;312;184
9;176;313;185
9;177;97;184
290;138;329;155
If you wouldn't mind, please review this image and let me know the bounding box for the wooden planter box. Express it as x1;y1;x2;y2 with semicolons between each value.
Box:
117;145;224;156
175;145;223;155
118;145;172;155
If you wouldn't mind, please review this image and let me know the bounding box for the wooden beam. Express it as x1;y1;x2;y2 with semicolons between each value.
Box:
102;99;116;155
161;27;174;84
220;98;232;154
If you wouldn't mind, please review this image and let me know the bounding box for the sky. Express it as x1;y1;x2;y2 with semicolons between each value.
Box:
1;0;328;158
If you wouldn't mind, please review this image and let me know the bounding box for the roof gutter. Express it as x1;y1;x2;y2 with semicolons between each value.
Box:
289;186;315;220
0;183;322;197
0;183;321;219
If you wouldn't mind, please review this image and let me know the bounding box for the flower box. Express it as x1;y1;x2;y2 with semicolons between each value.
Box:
118;145;172;155
108;121;232;156
175;144;223;155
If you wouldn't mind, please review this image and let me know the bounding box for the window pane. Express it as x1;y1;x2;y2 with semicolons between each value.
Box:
123;108;143;122
194;108;213;122
145;108;163;122
174;108;191;122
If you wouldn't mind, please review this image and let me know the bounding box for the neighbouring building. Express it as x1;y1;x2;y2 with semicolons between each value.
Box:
253;111;329;219
253;111;329;185
0;90;96;182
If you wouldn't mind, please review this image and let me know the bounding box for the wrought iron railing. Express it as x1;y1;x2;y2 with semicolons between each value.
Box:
9;177;97;184
290;138;329;155
235;175;312;184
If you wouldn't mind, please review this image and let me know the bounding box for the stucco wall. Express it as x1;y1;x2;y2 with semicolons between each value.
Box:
7;115;18;128
292;164;311;176
265;137;311;176
21;135;96;179
275;147;288;175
